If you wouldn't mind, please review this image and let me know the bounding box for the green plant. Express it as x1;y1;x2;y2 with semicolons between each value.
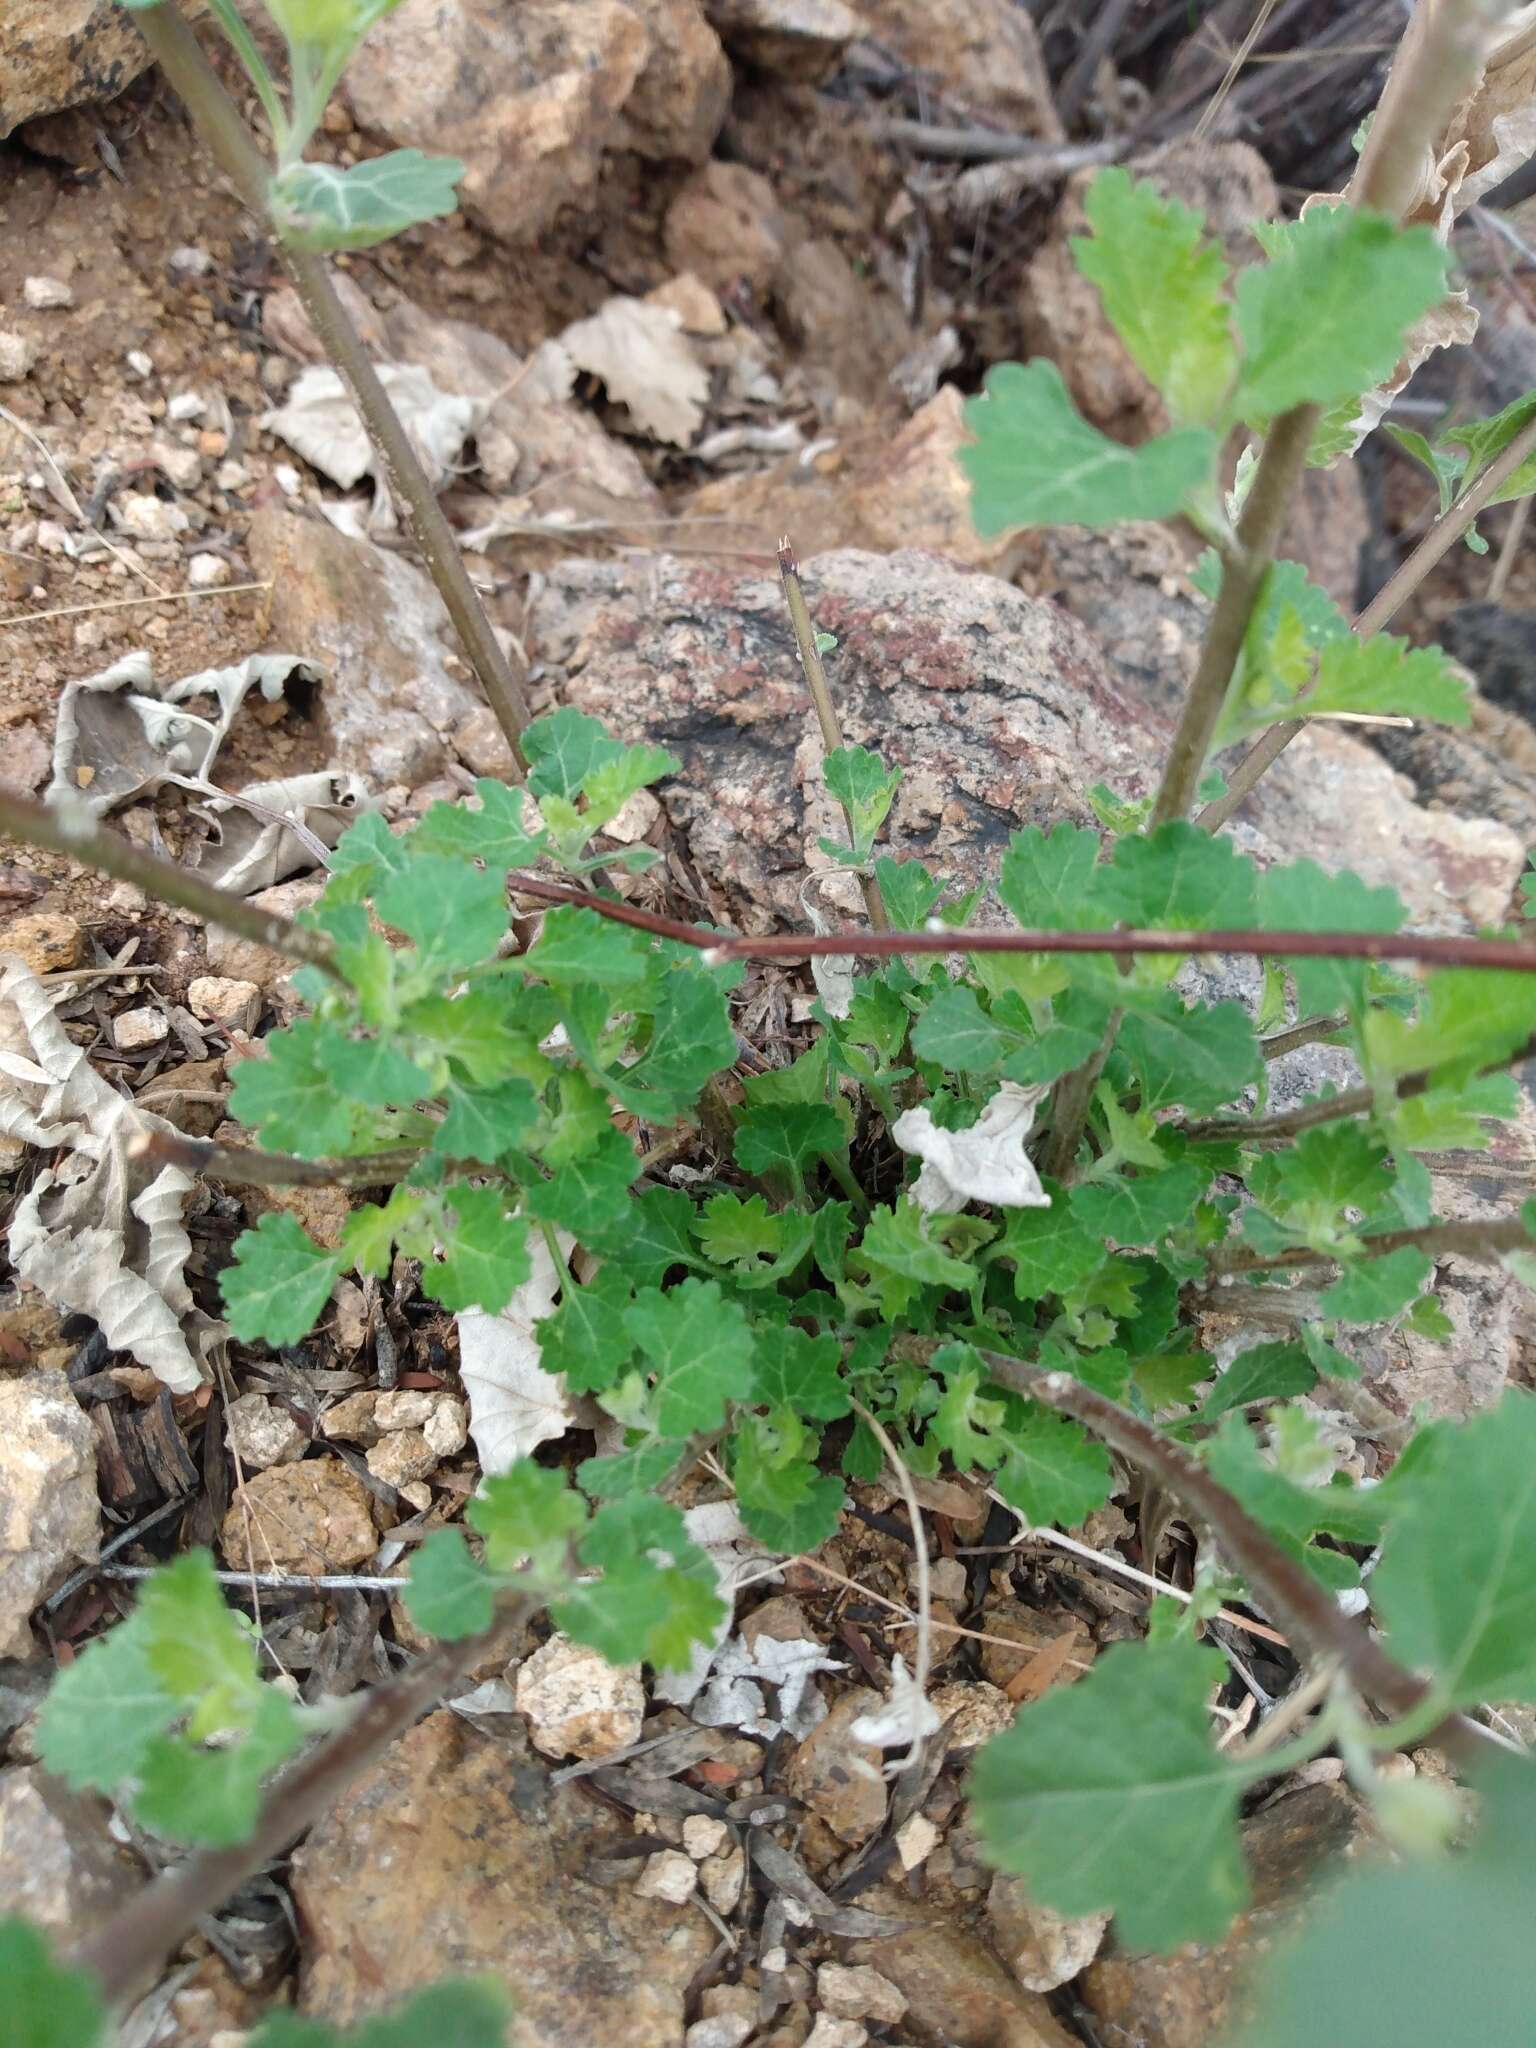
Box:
10;3;1536;2041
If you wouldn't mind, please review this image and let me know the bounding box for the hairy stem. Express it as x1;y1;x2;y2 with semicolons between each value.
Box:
0;791;342;982
1209;1212;1535;1277
74;1589;538;2005
777;538;888;934
1197;0;1536;834
129;2;533;766
942;1339;1495;1760
1041;1010;1121;1182
131;1127;422;1189
1150;404;1320;826
1201;412;1536;830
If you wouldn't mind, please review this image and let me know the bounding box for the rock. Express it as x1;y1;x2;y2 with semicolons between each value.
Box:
1023;141;1278;441
0;1767;142;1938
515;1633;645;1759
452;706;519;781
320;1392;382;1444
294;1710;713;2039
423;1397;468;1457
0;331;37;382
224;1392;306;1471
635;1848;699;1903
687;2016;753;2048
113;1006;169;1052
855;0;1060;134
371;1390;439;1431
112;493;189;543
0;2;205;135
773;236;917;407
817;1964;907;2026
987;1876;1111;1993
537;546;1527;937
784;1688;887;1844
22;276;72;311
204;877;325;992
345;0;723;246
665;161;796;292
683;1813;729;1858
699;1844;746;1912
804;2021;866;2048
704;0;863;81
861;1904;1075;2048
1;912;83;976
187;976;260;1029
977;1606;1093;1694
247;507;482;787
741;1594;810;1648
188;552;233;591
929;1679;1014;1750
1081;1783;1363;2048
0;722;50;796
219;1457;377;1572
365;1430;436;1489
0;1373;97;1659
618;0;730;162
893;1811;940;1870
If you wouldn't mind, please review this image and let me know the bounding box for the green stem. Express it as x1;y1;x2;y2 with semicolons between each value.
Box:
822;1149;870;1215
127;2;533;768
777;538;888;935
0;789;344;983
1040;1009;1121;1182
1150;404;1319;827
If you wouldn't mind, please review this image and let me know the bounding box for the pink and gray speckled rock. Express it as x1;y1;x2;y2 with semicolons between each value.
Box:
534;546;1525;935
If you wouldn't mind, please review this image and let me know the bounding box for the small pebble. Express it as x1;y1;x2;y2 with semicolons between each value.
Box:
169;245;212;275
685;2018;752;2048
515;1634;644;1760
803;2018;866;2048
894;1811;940;1870
817;1964;907;2027
188;975;260;1027
187;552;233;590
167;391;206;422
0;331;37;381
113;493;189;543
366;1429;436;1489
699;1845;745;1914
3;911;83;976
634;1850;697;1905
114;1007;169;1052
125;349;154;379
682;1814;729;1860
23;276;73;310
225;1392;305;1470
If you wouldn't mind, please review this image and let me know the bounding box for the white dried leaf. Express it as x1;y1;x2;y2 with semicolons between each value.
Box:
801;874;856;1020
651;1499;785;1710
893;1081;1051;1213
848;1654;942;1767
192;770;375;895
692;1633;844;1738
47;652;317;817
458;1229;593;1476
557;296;709;447
261;361;483;490
0;955;214;1391
1446;5;1536;205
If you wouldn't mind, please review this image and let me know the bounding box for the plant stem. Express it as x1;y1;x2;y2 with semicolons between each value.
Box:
1149;404;1320;826
777;538;888;934
74;1587;539;2005
0;790;343;982
131;1127;422;1189
1201;412;1536;830
1209;1211;1535;1278
1195;0;1536;835
822;1149;871;1214
943;1338;1497;1762
128;2;533;767
1259;1012;1349;1060
703;924;1536;974
1040;1010;1121;1182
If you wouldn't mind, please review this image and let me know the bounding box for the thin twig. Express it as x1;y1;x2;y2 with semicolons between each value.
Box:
127;1;533;768
73;1587;539;2004
852;1401;931;1772
1488;493;1532;603
1002;1516;1289;1648
0;581;272;630
777;538;887;934
0;790;343;982
99;1565;415;1593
